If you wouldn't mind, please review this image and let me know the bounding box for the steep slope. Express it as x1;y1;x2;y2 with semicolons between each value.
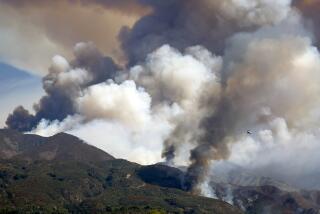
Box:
0;129;242;214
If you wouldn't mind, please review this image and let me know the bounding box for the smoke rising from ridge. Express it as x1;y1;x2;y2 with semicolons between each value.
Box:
5;0;320;192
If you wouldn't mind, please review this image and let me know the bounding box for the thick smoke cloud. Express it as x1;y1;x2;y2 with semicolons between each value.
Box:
6;0;320;194
26;45;221;168
294;0;320;46
188;18;320;191
0;0;143;74
6;42;119;131
78;80;152;127
120;0;293;65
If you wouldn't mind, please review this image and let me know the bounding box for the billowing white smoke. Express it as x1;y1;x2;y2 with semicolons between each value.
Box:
217;19;320;134
45;55;92;93
31;115;84;137
227;116;320;189
78;80;152;128
205;16;320;190
29;0;320;191
128;45;221;107
31;45;221;165
204;0;292;26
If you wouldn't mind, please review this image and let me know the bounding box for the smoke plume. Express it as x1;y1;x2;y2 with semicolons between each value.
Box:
120;0;293;65
0;0;144;74
5;0;320;193
6;42;119;131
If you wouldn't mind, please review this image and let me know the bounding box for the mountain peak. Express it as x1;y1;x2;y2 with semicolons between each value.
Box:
0;129;114;162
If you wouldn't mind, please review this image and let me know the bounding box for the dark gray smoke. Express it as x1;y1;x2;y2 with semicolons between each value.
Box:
120;0;292;66
6;106;37;132
6;42;119;131
120;0;228;65
184;98;232;190
293;0;320;47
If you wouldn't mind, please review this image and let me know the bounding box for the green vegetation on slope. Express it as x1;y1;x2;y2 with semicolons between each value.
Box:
0;159;241;213
0;129;242;214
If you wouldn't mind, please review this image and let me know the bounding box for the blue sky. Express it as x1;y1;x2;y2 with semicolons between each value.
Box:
0;62;43;127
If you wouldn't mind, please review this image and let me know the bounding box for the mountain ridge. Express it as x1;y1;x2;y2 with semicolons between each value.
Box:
0;129;114;162
0;129;242;214
2;129;319;213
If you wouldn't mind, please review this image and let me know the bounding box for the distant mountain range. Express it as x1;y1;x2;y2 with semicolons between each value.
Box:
0;129;241;214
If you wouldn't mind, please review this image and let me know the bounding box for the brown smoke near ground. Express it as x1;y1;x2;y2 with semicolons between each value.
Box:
5;0;320;193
